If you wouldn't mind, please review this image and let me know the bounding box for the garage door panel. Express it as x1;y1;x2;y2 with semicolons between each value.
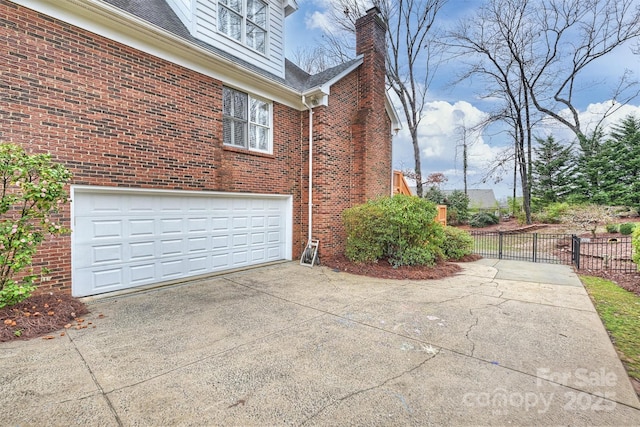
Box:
187;236;208;253
251;216;265;227
187;256;208;273
267;215;281;227
232;251;248;265
130;241;155;260
93;268;123;289
93;244;123;264
129;219;155;236
251;232;265;244
232;216;248;229
187;217;208;233
160;239;184;256
160;259;183;278
73;189;290;297
267;246;282;259
251;248;265;262
93;220;123;239
267;231;281;243
212;217;229;230
211;235;229;249
211;252;231;268
130;263;155;283
160;218;183;235
232;234;248;247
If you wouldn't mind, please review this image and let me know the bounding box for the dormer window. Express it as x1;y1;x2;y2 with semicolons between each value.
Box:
218;0;268;54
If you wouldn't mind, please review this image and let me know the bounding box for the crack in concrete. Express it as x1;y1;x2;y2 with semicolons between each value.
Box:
104;310;330;395
65;333;123;427
300;351;440;425
465;309;479;357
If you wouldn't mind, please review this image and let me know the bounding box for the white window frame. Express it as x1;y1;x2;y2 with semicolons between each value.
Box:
223;86;273;154
218;0;269;54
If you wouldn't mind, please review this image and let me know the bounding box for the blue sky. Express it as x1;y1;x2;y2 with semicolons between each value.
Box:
285;0;640;200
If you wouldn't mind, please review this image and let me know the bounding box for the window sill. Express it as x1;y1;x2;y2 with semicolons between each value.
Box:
223;145;274;158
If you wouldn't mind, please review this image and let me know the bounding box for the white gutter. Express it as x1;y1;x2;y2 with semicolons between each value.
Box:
302;96;314;242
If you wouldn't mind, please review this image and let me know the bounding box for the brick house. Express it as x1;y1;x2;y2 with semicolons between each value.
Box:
1;0;399;297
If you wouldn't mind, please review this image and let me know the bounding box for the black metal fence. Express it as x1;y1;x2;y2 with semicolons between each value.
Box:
471;231;636;273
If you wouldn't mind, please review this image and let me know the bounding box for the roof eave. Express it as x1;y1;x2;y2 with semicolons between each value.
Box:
13;0;304;109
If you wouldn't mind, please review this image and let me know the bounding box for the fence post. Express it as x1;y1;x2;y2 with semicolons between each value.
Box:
499;231;503;260
532;233;537;263
572;235;580;270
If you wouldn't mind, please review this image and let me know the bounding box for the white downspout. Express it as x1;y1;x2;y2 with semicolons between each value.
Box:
302;95;314;244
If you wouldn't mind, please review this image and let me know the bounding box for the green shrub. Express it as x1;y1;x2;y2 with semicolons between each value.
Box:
469;212;499;228
605;223;619;233
633;226;640;268
343;194;444;267
619;223;636;235
535;202;570;224
441;227;474;260
343;202;386;263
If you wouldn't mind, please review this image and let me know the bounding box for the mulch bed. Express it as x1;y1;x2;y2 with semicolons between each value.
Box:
322;253;481;280
0;293;89;342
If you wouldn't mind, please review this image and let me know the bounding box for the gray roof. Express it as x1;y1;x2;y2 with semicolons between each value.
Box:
103;0;358;92
445;189;498;210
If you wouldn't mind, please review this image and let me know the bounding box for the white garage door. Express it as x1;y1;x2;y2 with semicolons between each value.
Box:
72;187;292;297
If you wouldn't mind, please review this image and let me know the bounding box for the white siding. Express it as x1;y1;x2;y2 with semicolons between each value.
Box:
194;0;285;78
134;0;287;78
165;0;194;32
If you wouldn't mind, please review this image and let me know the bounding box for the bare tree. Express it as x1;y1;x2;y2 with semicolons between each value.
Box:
318;0;448;197
290;46;339;74
526;0;640;140
452;112;483;196
448;0;539;223
448;0;640;222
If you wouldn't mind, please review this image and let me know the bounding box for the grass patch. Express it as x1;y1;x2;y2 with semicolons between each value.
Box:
581;275;640;382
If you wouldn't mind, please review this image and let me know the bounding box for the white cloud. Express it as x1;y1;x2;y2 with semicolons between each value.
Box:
304;11;336;33
392;99;505;191
542;101;640;143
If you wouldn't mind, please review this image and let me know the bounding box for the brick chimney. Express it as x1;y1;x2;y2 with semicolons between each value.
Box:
353;7;391;201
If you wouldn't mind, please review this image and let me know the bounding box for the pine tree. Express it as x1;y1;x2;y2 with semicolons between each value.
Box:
531;136;575;205
600;115;640;208
573;129;608;204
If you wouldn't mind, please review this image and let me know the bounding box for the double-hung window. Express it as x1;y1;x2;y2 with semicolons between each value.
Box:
218;0;268;54
223;86;272;154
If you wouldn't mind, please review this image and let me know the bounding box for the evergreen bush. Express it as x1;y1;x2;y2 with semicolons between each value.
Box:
469;212;499;228
441;227;474;260
619;223;636;235
605;223;619;233
343;195;444;267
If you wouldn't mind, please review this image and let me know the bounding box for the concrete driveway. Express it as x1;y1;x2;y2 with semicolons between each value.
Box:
1;259;639;426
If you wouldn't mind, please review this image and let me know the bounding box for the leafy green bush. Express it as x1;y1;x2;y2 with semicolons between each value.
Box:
441;227;474;260
0;143;71;308
633;226;640;268
619;223;636;235
343;195;444;267
469;212;499;228
605;223;619;233
535;202;570;224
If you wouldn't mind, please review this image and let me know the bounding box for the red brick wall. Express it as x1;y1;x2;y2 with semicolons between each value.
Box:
0;1;304;292
355;8;392;201
0;1;392;292
310;8;393;258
